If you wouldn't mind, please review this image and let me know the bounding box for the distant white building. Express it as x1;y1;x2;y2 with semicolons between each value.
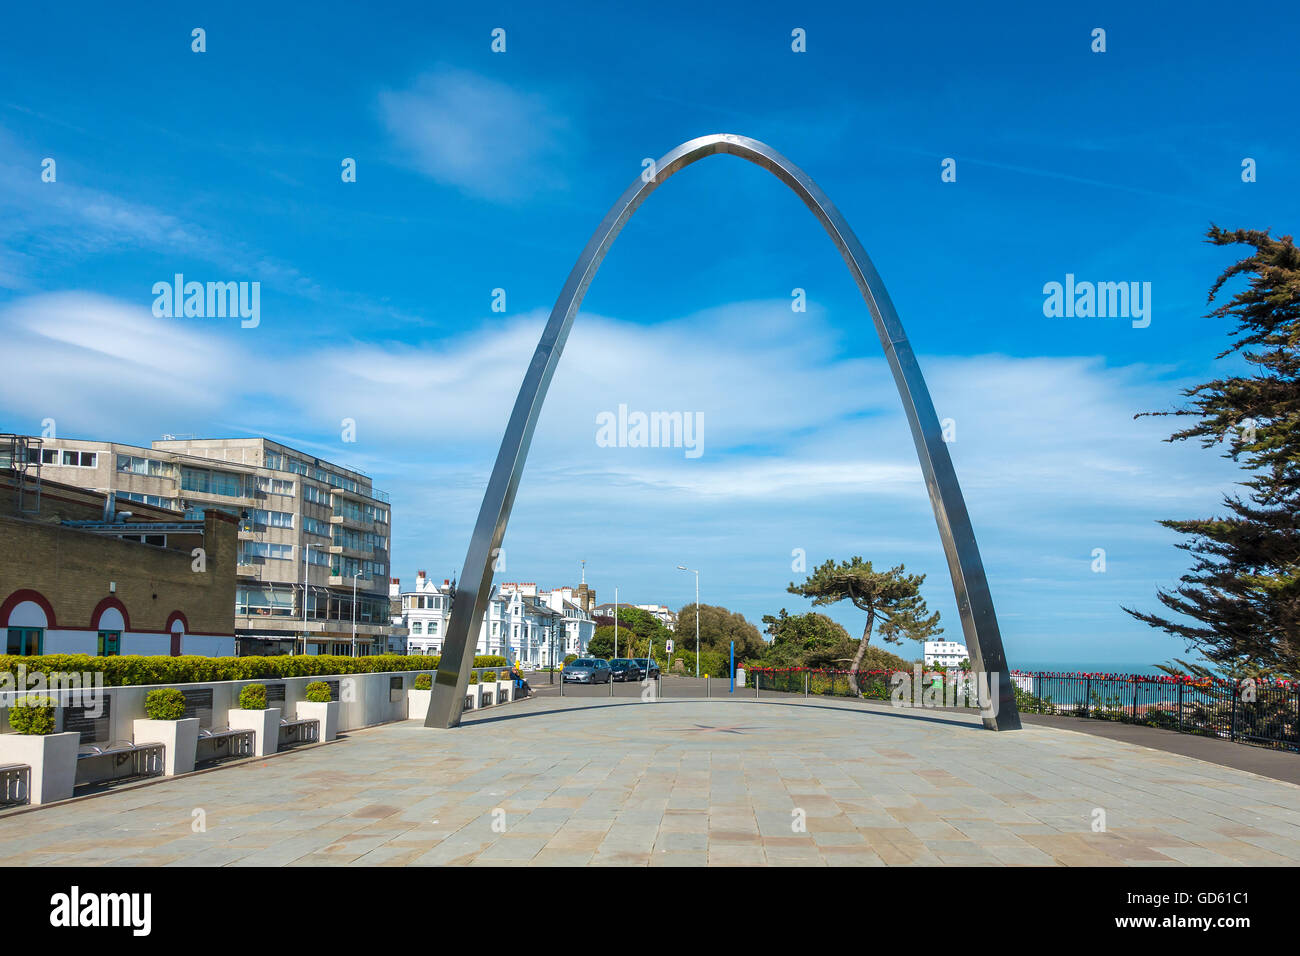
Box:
924;640;970;668
400;572;594;667
593;602;676;628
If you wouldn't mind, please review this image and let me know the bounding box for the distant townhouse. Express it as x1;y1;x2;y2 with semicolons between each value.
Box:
593;602;676;628
401;573;595;666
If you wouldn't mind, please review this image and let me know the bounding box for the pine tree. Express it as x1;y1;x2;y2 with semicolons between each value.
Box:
1125;226;1300;677
787;557;941;695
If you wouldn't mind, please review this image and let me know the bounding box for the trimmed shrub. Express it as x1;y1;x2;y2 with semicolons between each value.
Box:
413;674;432;690
481;671;497;682
0;653;518;689
8;696;56;735
144;688;187;721
304;681;331;703
238;683;267;710
468;672;478;684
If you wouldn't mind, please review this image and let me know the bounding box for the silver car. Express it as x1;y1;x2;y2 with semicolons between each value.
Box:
562;658;612;684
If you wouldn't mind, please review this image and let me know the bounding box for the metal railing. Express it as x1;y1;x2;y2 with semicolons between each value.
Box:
1014;671;1300;752
744;667;1300;753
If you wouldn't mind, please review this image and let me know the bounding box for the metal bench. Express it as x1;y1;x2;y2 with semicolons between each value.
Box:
279;717;319;748
195;726;255;766
75;740;165;786
0;763;30;806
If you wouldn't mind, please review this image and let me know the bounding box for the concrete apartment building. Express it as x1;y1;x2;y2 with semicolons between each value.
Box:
28;435;392;656
400;572;595;666
0;460;237;657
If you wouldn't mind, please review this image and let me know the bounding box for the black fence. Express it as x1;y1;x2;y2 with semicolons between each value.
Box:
746;667;1300;753
1014;672;1300;752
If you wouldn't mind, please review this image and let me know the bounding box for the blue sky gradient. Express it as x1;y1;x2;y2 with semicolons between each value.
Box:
2;1;1298;667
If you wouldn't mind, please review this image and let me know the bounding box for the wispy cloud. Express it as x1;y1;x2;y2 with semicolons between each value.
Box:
0;291;1242;664
377;67;572;202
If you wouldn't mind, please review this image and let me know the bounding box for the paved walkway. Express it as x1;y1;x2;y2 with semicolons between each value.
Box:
2;695;1298;866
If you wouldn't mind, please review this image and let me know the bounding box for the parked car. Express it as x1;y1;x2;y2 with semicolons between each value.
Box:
608;658;640;681
632;658;661;680
563;658;612;684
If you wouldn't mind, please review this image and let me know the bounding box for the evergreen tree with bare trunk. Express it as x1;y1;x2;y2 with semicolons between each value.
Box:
1125;226;1300;678
787;557;941;695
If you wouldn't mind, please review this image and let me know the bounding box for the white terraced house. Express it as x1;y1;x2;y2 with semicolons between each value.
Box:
399;573;595;667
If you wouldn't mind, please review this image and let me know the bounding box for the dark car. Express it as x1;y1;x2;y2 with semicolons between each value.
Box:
562;658;612;684
631;658;661;680
608;658;639;681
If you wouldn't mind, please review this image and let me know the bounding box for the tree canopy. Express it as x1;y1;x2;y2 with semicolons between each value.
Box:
1125;227;1300;678
787;557;942;693
674;603;766;660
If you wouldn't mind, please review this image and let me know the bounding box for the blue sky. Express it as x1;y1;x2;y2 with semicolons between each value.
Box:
2;1;1297;668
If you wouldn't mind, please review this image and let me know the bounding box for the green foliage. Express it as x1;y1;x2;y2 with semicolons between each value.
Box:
413;674;432;690
0;654;509;688
1126;227;1300;678
304;681;332;703
674;604;765;660
587;628;616;659
759;610;856;668
787;557;941;687
8;696;56;734
468;672;479;684
238;683;267;710
481;671;497;682
144;688;187;721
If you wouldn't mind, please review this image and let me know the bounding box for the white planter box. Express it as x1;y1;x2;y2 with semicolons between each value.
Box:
297;700;339;741
226;707;281;756
0;731;80;804
465;684;482;710
407;688;432;720
497;680;513;704
132;718;200;776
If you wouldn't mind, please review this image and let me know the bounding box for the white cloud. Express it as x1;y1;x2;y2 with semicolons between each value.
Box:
377;67;572;202
0;291;1241;666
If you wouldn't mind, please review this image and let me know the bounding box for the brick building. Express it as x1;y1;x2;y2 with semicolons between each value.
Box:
0;467;237;657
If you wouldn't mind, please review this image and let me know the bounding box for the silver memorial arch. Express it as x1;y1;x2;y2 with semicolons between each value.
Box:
424;133;1021;732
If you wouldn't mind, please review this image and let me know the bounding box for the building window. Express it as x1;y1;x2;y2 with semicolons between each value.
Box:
60;450;97;467
181;466;243;497
6;627;43;655
411;621;423;634
97;631;121;656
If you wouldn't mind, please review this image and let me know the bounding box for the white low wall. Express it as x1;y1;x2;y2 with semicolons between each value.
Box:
0;669;434;743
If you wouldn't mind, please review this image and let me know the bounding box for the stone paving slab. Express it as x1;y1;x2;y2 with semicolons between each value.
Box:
0;695;1297;866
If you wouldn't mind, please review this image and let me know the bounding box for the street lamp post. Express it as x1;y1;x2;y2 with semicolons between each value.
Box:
677;565;699;677
351;570;362;657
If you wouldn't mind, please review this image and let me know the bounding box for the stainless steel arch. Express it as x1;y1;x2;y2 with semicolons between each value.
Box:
425;133;1020;731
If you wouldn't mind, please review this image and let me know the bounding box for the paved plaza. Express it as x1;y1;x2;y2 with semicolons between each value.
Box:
2;694;1299;866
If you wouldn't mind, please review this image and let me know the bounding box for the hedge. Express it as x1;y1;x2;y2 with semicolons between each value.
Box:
0;654;510;688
